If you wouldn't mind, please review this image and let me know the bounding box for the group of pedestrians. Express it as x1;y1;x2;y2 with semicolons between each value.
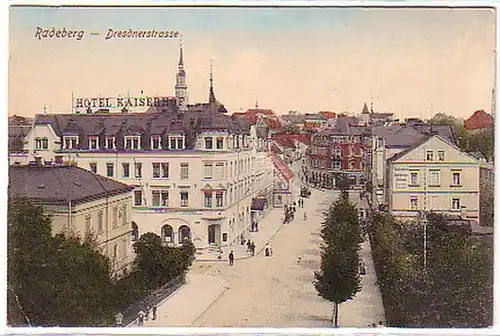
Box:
246;240;256;256
136;305;158;326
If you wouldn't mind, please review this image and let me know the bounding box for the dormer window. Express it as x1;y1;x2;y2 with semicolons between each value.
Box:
216;137;224;149
151;136;162;150
88;136;99;150
105;137;115;150
125;136;141;150
63;136;79;149
169;136;184;150
205;137;213;150
35;137;49;150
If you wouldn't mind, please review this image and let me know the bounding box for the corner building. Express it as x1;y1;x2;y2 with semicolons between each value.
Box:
21;78;275;251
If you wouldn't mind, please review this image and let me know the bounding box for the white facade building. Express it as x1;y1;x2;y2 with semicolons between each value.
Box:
387;135;480;221
19;76;279;251
9;165;135;277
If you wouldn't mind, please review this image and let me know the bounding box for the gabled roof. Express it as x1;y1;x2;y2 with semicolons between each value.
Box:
388;134;478;163
372;122;456;147
9;165;134;205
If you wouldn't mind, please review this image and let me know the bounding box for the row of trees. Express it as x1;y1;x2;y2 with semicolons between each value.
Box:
369;212;493;327
8;198;195;327
314;191;363;327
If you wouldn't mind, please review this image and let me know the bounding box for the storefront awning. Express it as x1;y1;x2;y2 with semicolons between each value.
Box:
271;153;294;182
251;198;267;211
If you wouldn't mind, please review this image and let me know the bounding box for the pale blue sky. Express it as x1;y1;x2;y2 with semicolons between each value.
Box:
9;6;496;118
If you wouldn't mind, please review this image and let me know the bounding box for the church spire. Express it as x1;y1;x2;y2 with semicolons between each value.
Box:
209;59;216;105
175;36;188;112
178;36;184;68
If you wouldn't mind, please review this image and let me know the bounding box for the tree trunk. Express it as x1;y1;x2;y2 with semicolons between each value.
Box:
332;302;339;327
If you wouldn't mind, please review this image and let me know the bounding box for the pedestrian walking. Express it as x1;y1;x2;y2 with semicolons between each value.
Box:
264;243;273;257
115;312;123;327
145;305;151;320
246;240;251;253
250;242;256;256
137;310;145;326
303;211;307;220
228;250;235;266
152;306;157;320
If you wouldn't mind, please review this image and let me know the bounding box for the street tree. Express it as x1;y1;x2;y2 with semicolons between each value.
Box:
314;194;362;327
8;198;114;327
480;180;494;227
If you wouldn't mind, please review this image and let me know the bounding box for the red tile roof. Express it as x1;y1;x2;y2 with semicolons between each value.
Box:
271;153;294;182
271;142;283;154
272;133;312;146
319;111;337;119
464;110;494;130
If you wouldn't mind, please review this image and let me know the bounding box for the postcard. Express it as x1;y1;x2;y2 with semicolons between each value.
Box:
7;4;495;330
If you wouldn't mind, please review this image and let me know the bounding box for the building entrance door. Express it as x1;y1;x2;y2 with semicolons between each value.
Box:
208;224;220;244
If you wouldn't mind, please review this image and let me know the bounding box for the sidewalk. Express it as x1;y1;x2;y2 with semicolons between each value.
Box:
195;206;288;261
128;273;229;327
339;238;386;327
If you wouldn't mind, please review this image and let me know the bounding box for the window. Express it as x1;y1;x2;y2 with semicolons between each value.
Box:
112;207;118;228
426;150;434;161
134;190;142;206
63;136;79;149
152;163;161;178
122;163;130;178
161;163;169;178
216;137;224;149
125;136;141;150
135;162;142;178
121;238;128;259
204;162;213;179
205;137;213;149
437;150;445;161
89;136;99;150
35;138;42;149
97;210;103;233
122;204;127;226
113;244;118;260
332;161;341;170
105;137;115;149
36;137;48;149
85;215;91;235
160;190;169;206
180;191;189;207
169;136;184;150
151;136;161;150
410;197;418;210
89;162;97;174
452;172;461;186
216;192;223;207
204;193;213;208
429;171;440;186
106;163;114;177
452;197;460;210
180;163;189;179
215;162;225;179
152;190;169;207
410;172;418;186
